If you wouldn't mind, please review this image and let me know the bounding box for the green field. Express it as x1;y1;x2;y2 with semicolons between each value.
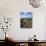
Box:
20;18;32;28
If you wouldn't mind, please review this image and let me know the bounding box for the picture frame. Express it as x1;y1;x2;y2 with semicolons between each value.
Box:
20;12;32;28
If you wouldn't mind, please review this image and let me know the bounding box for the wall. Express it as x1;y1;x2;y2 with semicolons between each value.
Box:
44;14;46;40
0;0;46;40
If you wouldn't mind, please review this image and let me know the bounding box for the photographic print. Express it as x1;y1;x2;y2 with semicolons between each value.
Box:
20;12;32;28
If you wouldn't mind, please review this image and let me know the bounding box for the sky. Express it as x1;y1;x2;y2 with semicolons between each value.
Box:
20;12;32;18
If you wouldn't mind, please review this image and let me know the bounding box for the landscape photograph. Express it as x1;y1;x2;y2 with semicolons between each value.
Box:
20;12;32;28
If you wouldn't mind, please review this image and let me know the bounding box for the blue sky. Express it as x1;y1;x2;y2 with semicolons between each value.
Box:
20;12;32;18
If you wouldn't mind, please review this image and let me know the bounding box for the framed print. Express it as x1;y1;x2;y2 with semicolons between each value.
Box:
20;12;32;28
